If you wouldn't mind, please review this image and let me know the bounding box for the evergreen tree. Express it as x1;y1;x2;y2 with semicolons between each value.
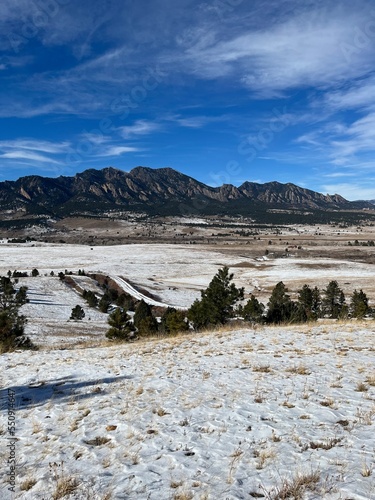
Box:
311;286;322;319
16;286;28;306
242;295;265;323
187;266;244;329
160;308;188;334
98;294;111;313
134;300;157;334
322;281;346;318
70;305;85;321
187;299;209;330
138;315;158;336
296;285;321;321
266;281;296;324
350;289;369;318
116;293;135;311
82;290;98;308
0;276;34;352
106;308;134;341
31;268;39;277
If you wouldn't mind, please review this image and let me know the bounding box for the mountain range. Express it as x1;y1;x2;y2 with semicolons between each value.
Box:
0;167;372;221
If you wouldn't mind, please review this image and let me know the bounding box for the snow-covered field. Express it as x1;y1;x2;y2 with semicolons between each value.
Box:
1;323;374;499
0;243;375;498
19;276;108;347
0;241;374;347
2;242;375;309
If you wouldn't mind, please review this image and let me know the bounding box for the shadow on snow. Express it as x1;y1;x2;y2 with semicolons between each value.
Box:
1;374;134;410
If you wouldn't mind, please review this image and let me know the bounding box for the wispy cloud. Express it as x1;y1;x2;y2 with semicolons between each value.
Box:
295;105;375;170
329;112;375;164
0;151;60;164
322;75;375;112
323;172;356;178
0;139;70;154
119;120;162;138
177;5;375;96
167;114;226;128
0;139;70;166
97;146;140;157
0;100;78;119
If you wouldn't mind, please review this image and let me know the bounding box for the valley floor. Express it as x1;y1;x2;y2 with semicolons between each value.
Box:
1;242;375;346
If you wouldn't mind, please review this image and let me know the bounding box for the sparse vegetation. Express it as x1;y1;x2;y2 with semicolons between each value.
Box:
20;477;37;491
83;436;111;446
269;470;321;499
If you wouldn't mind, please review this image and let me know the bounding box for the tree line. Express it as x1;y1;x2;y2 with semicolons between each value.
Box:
187;267;371;328
1;267;372;352
104;266;372;340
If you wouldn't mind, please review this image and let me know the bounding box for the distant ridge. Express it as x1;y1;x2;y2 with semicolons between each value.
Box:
0;166;372;219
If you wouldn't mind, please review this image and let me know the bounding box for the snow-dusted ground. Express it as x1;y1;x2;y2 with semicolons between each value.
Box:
2;243;375;310
0;243;240;309
0;242;374;346
1;323;374;499
18;277;108;347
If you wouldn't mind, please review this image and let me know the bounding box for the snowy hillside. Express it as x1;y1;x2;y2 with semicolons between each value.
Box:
1;323;374;499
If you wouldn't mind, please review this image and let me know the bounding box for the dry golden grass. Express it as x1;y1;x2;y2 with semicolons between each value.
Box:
172;491;194;500
254;448;277;469
83;436;111;446
253;364;272;373
270;470;320;499
310;438;342;450
286;364;311;375
320;398;336;408
170;480;183;489
355;406;375;425
32;420;43;434
228;447;244;483
282;400;295;409
52;476;79;499
356;382;369;392
20;478;37;491
154;407;169;417
361;463;372;477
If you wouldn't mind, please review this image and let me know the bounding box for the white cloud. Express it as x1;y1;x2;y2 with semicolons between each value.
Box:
329;112;375;163
0;151;60;164
97;146;140;157
295;106;375;168
323;172;356;178
323;76;375;112
0;100;77;118
0;139;70;154
119;120;162;138
168;114;223;128
0;139;71;166
180;5;375;96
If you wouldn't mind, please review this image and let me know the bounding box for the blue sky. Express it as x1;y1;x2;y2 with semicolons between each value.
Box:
1;0;375;200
